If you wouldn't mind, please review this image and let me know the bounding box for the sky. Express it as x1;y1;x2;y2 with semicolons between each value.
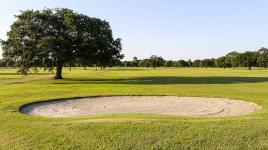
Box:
1;0;268;60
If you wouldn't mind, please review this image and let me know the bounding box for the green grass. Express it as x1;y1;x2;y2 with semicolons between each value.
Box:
1;67;268;149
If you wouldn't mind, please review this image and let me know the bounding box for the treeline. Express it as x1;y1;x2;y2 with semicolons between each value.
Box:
121;47;268;70
1;47;268;70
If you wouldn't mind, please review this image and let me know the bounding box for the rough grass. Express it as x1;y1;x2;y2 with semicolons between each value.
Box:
1;67;268;149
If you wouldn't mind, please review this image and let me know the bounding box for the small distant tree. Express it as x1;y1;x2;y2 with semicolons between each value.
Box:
138;59;151;67
192;60;201;67
239;51;257;70
149;55;164;69
200;59;215;68
210;58;216;67
257;47;268;68
164;60;174;67
132;57;139;67
174;60;188;67
226;51;239;68
216;56;227;69
187;59;192;67
122;61;132;67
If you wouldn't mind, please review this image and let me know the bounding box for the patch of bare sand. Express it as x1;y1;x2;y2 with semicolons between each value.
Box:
20;96;260;117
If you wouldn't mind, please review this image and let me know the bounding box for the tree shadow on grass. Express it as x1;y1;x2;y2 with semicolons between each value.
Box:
53;76;268;85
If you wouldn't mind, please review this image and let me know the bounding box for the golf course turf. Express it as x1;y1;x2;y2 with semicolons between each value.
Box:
1;67;268;149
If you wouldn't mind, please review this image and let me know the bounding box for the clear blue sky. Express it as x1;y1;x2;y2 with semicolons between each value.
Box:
1;0;268;60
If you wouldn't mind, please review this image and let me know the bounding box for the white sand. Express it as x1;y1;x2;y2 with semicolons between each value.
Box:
20;96;260;117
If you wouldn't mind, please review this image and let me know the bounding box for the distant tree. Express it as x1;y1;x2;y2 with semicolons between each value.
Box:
192;60;201;67
174;61;180;67
122;61;134;67
239;51;257;70
216;56;227;69
200;59;215;67
226;51;239;68
257;47;268;68
149;55;164;69
132;57;139;67
164;60;174;67
210;58;216;67
187;59;192;67
138;59;151;67
1;8;122;79
174;60;188;67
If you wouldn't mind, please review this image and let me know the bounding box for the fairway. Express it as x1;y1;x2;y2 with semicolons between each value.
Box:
1;67;268;149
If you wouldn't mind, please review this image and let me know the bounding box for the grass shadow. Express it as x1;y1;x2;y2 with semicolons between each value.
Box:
54;76;268;85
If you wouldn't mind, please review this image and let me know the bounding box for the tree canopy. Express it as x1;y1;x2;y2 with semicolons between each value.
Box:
1;8;123;79
149;55;164;69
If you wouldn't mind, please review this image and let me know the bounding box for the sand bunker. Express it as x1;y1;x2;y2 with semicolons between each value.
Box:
20;96;260;117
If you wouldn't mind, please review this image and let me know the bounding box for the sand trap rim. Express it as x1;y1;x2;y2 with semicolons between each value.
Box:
19;95;261;118
19;95;182;110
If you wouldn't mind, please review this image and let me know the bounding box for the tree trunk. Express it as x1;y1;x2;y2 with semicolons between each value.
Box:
54;64;63;79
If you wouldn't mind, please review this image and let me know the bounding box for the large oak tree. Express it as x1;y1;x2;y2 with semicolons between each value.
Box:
1;8;123;79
